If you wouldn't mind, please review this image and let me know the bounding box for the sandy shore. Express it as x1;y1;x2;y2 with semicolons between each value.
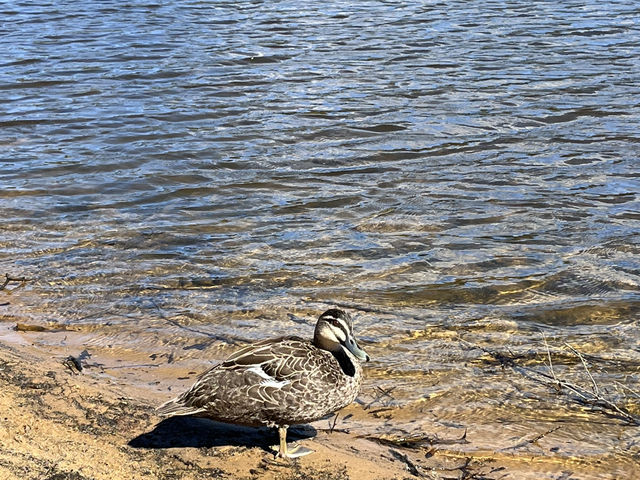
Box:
1;319;637;480
0;336;420;480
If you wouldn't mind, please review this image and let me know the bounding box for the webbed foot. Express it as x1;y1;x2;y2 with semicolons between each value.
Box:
272;425;314;459
270;443;314;458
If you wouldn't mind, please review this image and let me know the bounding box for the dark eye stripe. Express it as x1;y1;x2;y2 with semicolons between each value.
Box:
328;318;349;337
320;311;352;336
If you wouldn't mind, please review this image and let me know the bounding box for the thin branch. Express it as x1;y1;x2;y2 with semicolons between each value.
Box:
363;386;397;409
365;429;469;449
615;381;640;400
540;331;557;382
500;426;561;451
329;413;339;434
460;336;640;426
564;342;599;396
0;274;29;291
149;299;239;346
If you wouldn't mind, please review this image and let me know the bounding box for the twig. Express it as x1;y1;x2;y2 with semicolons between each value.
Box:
0;274;29;291
365;430;469;449
500;426;561;451
329;413;339;434
550;344;637;424
564;342;599;396
541;331;558;382
149;299;239;346
541;331;563;395
460;337;640;426
363;386;397;409
615;381;640;400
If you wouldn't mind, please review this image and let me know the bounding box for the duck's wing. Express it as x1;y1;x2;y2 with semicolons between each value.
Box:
157;336;317;417
221;336;310;375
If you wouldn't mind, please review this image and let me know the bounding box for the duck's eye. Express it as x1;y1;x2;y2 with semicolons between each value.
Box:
330;319;340;327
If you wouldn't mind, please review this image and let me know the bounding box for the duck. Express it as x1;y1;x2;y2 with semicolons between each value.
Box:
156;308;370;458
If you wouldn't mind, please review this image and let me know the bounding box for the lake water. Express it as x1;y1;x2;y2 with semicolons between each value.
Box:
1;0;639;475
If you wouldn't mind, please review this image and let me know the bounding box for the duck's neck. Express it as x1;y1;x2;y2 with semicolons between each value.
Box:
312;335;357;377
332;347;356;377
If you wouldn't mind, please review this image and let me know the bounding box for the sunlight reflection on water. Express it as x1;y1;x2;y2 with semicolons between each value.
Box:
1;0;639;468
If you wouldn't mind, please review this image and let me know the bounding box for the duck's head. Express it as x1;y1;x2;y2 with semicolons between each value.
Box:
313;308;370;362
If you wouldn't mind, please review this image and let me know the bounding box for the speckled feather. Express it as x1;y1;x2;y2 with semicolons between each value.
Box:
157;334;363;428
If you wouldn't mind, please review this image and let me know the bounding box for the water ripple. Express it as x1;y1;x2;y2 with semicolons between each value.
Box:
1;0;639;464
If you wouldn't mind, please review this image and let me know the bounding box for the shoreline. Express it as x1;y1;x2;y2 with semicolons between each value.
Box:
0;319;637;479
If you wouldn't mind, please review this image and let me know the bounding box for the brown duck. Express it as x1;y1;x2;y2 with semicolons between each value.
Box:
157;308;370;458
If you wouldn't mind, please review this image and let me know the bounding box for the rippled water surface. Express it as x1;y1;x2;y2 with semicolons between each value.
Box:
2;0;640;473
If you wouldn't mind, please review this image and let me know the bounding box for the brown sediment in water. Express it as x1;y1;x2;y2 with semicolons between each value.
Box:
1;313;638;480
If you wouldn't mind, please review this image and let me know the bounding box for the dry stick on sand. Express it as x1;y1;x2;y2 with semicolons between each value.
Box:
460;336;640;426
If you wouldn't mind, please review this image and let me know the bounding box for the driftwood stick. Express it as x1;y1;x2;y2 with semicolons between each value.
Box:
500;426;561;451
0;273;29;291
365;429;469;449
549;343;638;424
460;337;640;426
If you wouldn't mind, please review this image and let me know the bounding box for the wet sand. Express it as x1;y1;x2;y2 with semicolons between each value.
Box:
1;315;637;480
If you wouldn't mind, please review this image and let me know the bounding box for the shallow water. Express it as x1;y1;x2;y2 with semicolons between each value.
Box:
2;0;640;471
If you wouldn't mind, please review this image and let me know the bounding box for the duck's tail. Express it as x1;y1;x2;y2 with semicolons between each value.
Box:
156;396;206;417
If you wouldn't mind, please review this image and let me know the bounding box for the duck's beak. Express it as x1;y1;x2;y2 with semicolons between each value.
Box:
344;334;370;362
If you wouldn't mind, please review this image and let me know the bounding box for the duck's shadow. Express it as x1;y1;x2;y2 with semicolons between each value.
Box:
128;416;317;451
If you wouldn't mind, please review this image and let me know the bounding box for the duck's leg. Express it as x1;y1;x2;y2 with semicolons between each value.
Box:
275;425;313;459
